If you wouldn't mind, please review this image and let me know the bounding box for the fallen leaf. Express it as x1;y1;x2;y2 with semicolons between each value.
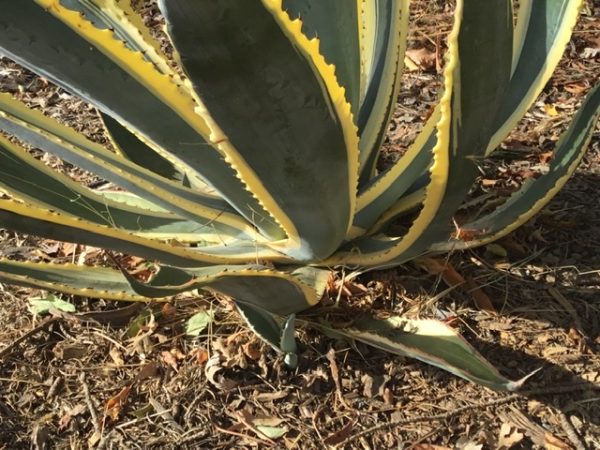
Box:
205;354;238;390
242;342;261;361
323;419;357;446
466;276;497;313
104;385;132;422
405;47;436;70
543;432;571;450
185;310;213;336
28;295;75;316
109;347;125;366
160;351;180;372
161;303;177;317
544;104;559;117
485;243;508;258
419;258;496;312
538;150;555;164
59;242;77;257
57;414;71;432
481;178;498;186
413;445;452;450
564;83;587;94
52;343;88;361
190;347;210;365
134;362;160;383
255;425;288;440
497;422;525;449
581;47;600;58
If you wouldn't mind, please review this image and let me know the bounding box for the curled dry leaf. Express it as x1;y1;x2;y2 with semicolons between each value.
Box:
242;341;262;361
190;347;209;365
160;349;185;372
205;354;238;391
497;422;525;449
104;385;132;422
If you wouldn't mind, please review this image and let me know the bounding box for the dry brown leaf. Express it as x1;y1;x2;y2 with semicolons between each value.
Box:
59;242;77;257
498;422;525;449
190;347;209;365
323;418;357;447
161;303;177;317
160;350;180;372
242;341;262;361
405;47;436;70
134;361;160;383
465;276;497;313
326;348;348;408
255;391;288;402
57;414;71;432
104;385;132;422
538;150;555;164
109;347;125;366
564;82;587;94
543;432;572;450
481;178;498;186
205;354;239;390
419;257;496;312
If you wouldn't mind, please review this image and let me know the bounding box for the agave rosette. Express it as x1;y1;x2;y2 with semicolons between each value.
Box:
0;0;598;390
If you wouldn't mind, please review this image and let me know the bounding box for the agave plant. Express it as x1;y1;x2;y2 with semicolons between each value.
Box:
0;0;598;390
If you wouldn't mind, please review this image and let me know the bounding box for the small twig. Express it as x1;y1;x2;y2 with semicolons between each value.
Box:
326;348;350;409
337;382;600;447
557;410;587;450
213;425;275;447
0;317;60;360
79;373;100;434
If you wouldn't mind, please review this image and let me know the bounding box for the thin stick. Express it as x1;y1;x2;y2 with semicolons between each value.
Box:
557;410;587;450
79;373;100;435
337;382;600;447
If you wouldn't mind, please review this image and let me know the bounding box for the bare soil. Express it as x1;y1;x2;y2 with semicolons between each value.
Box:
0;1;599;449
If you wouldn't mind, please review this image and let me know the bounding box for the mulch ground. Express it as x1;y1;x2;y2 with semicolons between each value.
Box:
0;1;599;449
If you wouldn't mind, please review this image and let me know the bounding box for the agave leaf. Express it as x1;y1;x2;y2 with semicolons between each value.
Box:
236;303;298;367
0;259;146;301
0;200;290;267
367;187;426;235
100;113;184;183
325;316;530;391
0;94;257;233
280;314;298;368
432;82;600;252
487;0;584;155
0;1;282;239
160;0;359;260
59;0;173;74
355;1;584;228
282;0;361;117
357;0;410;181
330;0;514;267
100;113;218;193
0;135;241;243
122;264;329;316
236;302;282;350
351;108;439;236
